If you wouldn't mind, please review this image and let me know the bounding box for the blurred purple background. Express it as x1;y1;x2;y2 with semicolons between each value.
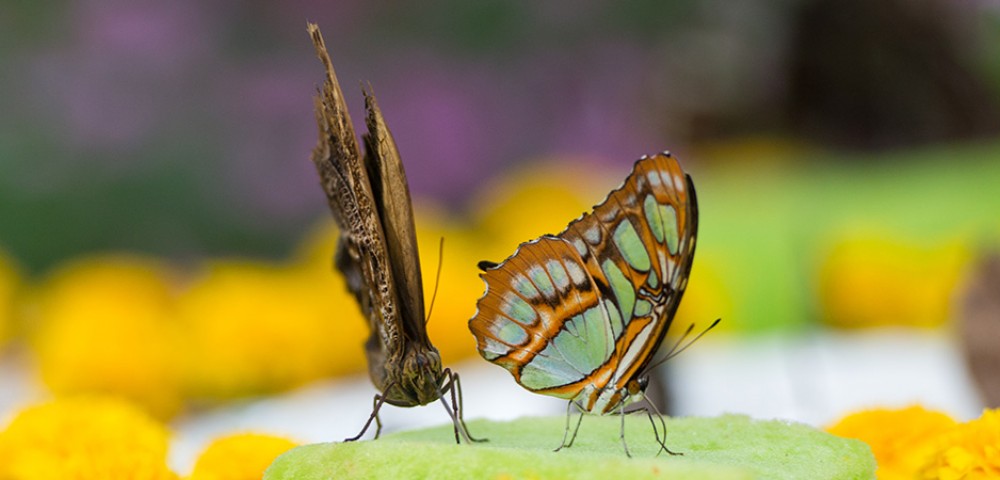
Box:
1;0;998;272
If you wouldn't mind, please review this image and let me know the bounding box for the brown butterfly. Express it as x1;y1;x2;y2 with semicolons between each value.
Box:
307;23;480;443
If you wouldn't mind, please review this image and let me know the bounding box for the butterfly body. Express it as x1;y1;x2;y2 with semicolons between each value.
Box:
469;153;698;418
308;23;476;442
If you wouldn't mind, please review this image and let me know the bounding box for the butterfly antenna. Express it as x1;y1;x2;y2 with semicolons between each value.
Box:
666;318;720;361
645;319;721;373
425;237;445;324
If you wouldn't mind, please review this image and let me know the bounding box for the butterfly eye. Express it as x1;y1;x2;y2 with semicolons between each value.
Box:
634;377;649;395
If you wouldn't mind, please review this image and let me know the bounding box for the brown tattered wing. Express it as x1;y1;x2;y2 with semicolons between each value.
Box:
308;24;440;407
309;25;391;348
360;92;429;350
469;153;698;413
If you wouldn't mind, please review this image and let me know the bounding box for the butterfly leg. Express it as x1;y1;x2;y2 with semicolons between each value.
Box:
436;393;462;444
619;400;633;458
554;401;585;452
446;369;487;443
436;371;461;443
643;398;681;456
437;369;485;444
372;395;385;439
643;406;667;455
345;392;388;442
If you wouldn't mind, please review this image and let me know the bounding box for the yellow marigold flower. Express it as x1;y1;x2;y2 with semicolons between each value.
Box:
923;409;1000;480
28;256;184;418
0;250;20;349
178;259;365;400
827;406;957;480
0;396;176;480
188;433;297;480
819;235;969;328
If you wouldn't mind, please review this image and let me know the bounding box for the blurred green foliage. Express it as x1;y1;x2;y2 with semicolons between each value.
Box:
696;140;1000;331
0;155;297;275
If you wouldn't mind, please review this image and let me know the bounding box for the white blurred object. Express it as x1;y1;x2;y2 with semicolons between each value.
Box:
168;359;564;473
666;328;984;426
0;354;44;423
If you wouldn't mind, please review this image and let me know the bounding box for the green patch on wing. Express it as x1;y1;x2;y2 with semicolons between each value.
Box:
603;259;635;322
613;220;651;272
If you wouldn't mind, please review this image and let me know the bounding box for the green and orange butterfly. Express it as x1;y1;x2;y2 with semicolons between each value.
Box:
469;153;715;455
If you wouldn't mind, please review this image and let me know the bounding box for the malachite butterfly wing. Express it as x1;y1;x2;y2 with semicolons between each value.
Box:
469;153;698;416
307;23;478;443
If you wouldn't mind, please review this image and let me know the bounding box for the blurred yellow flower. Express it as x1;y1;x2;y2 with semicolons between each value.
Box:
178;259;365;400
673;254;733;334
291;221;341;279
923;409;1000;480
290;222;370;372
0;250;20;349
819;235;969;328
0;396;176;480
188;433;297;480
827;405;957;480
472;159;595;264
28;256;184;418
414;205;485;365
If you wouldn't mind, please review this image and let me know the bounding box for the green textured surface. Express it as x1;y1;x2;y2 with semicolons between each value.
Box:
264;414;875;479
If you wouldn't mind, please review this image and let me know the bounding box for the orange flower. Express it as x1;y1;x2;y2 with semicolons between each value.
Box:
827;406;957;480
922;409;1000;480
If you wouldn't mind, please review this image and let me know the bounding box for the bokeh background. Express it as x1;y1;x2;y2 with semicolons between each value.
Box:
2;0;1000;475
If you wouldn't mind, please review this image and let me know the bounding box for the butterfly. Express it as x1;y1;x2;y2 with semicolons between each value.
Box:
307;23;479;444
469;152;712;456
